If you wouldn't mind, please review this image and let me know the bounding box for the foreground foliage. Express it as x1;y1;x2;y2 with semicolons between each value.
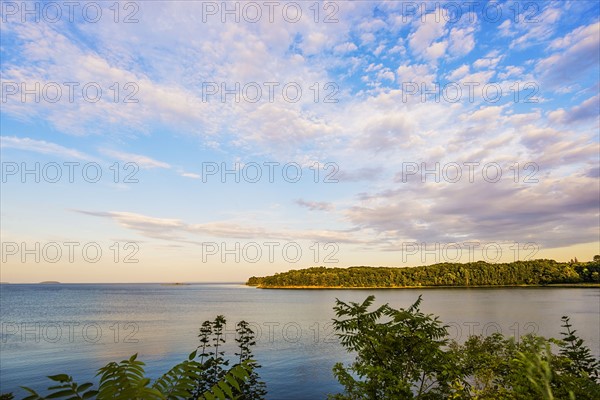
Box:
247;258;600;288
329;295;600;399
3;295;598;399
14;317;266;400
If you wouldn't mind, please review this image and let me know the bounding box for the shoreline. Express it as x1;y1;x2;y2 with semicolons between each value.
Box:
248;283;600;290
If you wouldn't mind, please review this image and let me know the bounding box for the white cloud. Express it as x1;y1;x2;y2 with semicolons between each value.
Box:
425;40;449;61
344;173;600;248
76;209;366;244
408;12;448;61
463;106;506;122
333;42;358;54
459;70;495;86
180;172;201;179
302;32;329;55
295;199;334;211
447;64;470;81
99;149;171;169
366;63;383;72
448;26;475;57
397;63;436;86
498;20;514;37
509;4;562;49
373;44;386;56
537;22;600;87
358;18;387;32
360;32;376;45
498;66;524;80
548;95;600;125
473;52;503;69
377;68;395;82
0;136;95;160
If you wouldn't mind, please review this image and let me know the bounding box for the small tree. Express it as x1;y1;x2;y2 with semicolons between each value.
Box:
192;316;266;400
192;320;214;397
235;321;267;399
329;295;459;399
559;316;600;381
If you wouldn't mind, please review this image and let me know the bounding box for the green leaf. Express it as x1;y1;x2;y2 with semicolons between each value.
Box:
224;374;240;392
47;374;70;382
76;383;94;392
230;366;248;380
82;391;98;399
217;381;233;398
47;389;77;398
212;386;225;399
203;392;215;400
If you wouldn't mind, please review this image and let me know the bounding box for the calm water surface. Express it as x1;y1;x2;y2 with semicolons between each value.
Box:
1;284;598;399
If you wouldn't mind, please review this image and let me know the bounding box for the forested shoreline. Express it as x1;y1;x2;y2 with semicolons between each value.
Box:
246;258;600;288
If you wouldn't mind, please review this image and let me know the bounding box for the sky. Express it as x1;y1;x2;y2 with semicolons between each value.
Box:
0;0;599;283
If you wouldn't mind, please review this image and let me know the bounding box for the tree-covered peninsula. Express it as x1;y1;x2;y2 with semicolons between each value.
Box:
247;258;600;288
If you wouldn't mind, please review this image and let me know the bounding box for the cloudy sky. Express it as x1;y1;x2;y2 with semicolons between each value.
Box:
1;0;598;282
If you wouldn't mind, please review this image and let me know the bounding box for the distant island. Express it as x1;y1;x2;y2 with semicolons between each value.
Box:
39;281;61;284
161;282;191;286
247;258;600;289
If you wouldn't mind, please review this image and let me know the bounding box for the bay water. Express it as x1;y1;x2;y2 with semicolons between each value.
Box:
1;284;598;399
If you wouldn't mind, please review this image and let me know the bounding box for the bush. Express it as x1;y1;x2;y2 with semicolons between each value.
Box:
329;296;600;399
12;317;266;400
